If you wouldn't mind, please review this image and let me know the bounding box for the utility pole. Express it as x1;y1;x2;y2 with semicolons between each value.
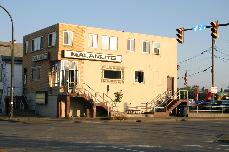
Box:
0;5;15;118
210;20;219;103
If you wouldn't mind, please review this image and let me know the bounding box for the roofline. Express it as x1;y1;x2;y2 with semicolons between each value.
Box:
24;22;176;40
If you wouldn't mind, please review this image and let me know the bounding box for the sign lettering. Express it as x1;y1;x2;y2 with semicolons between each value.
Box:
64;51;122;63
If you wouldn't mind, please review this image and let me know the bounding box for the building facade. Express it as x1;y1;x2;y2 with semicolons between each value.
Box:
23;23;177;117
0;42;23;114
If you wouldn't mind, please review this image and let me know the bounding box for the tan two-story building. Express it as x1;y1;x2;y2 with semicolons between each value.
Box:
23;23;177;117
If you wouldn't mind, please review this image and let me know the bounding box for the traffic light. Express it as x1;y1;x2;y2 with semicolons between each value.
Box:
210;21;219;39
176;28;184;44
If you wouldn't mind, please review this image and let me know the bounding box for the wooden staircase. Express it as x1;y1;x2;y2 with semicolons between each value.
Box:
140;90;189;118
73;83;114;115
154;99;187;117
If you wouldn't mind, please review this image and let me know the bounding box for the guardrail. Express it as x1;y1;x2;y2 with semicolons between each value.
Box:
189;105;229;113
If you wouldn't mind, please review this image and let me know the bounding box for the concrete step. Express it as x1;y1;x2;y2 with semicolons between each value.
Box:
154;112;169;118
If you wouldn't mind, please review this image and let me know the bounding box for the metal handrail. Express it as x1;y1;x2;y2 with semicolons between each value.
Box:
75;83;114;107
162;89;189;111
145;91;168;109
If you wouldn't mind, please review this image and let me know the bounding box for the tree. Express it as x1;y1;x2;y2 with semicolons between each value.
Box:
113;90;123;106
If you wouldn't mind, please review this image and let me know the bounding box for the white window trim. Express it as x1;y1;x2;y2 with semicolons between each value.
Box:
102;35;110;50
63;31;73;46
109;36;118;51
134;70;145;84
142;40;150;54
88;34;98;48
25;41;29;54
153;42;160;55
128;39;135;52
31;37;43;52
48;32;56;47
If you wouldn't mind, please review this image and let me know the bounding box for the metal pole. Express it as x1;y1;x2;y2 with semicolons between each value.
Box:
211;37;215;105
0;5;14;118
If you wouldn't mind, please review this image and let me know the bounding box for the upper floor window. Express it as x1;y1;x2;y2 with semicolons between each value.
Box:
88;34;98;48
142;41;150;53
48;32;56;47
102;35;109;50
153;42;160;55
24;41;29;54
127;39;135;52
110;36;118;50
32;37;43;52
63;31;73;45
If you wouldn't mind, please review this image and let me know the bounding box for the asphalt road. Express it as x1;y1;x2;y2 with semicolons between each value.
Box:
0;119;229;152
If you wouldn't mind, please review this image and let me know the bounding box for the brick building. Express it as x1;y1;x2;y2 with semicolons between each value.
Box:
23;23;177;117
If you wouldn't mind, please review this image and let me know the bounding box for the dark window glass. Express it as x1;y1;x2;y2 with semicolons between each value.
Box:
135;71;144;83
104;70;121;79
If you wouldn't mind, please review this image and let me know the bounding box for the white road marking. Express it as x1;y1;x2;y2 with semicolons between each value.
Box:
224;149;229;151
183;145;203;148
220;145;229;147
126;145;161;148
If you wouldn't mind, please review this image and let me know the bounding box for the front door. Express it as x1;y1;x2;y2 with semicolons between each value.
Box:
61;60;78;93
167;76;174;95
68;70;76;92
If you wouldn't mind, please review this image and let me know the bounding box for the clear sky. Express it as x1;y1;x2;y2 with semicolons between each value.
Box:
0;0;229;89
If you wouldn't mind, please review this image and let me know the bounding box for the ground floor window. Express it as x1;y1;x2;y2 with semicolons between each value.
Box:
135;71;144;83
31;66;41;80
103;70;122;79
102;66;124;83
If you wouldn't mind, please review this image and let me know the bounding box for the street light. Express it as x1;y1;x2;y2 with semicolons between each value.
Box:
0;5;14;118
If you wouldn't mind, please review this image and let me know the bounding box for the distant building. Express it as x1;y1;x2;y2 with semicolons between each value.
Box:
23;23;177;117
0;41;23;114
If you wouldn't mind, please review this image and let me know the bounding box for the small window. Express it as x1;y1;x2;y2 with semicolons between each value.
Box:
32;66;41;80
142;41;150;53
102;35;109;50
48;32;56;47
110;36;118;50
63;31;73;45
24;41;29;54
135;71;144;83
127;39;135;52
0;64;2;82
88;34;98;48
153;42;160;55
24;68;27;85
103;70;121;79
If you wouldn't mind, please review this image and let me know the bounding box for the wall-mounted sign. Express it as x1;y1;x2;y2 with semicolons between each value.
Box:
64;51;122;63
32;52;49;62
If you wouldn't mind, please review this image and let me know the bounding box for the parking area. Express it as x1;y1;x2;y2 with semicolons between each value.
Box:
0;118;229;152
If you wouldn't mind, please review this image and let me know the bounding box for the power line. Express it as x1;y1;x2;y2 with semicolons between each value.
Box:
177;66;211;79
178;48;211;64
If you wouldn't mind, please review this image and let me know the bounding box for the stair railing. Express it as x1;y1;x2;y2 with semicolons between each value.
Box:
165;89;189;111
75;82;114;109
148;91;168;109
154;90;178;112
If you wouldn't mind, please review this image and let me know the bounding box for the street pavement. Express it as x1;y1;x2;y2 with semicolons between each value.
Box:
0;117;229;152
